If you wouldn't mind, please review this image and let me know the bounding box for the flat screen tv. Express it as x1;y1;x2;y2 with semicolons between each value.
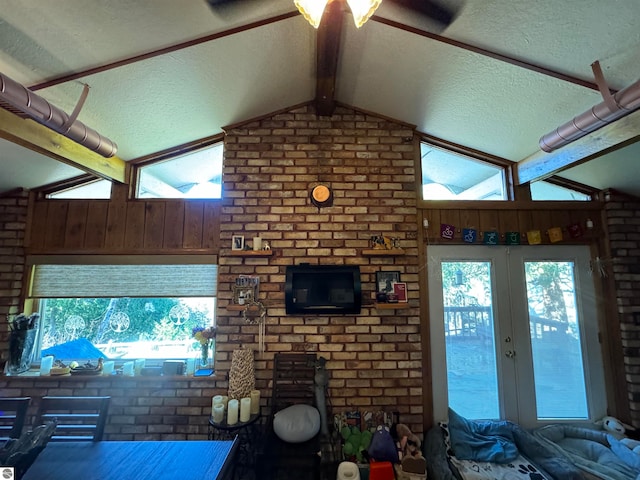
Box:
285;264;361;315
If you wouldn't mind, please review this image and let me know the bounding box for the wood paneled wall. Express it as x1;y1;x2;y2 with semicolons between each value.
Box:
26;189;221;253
422;204;603;245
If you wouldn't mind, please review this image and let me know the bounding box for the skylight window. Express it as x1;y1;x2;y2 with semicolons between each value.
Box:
136;142;223;199
421;142;507;201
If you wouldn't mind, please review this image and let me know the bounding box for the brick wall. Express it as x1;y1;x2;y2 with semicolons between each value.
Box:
0;189;28;364
0;105;426;439
218;104;423;432
604;189;640;425
0;375;224;440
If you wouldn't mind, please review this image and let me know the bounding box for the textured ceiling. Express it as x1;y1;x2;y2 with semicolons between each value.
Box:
0;0;639;196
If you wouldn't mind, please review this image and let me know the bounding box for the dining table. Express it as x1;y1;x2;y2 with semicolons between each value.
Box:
22;439;237;480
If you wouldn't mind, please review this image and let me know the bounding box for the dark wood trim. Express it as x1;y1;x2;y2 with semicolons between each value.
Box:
129;133;225;167
32;174;99;198
336;101;417;129
417;132;514;168
25;247;218;256
417;199;603;210
222;102;312;131
540;176;599;198
28;11;301;91
371;16;607;93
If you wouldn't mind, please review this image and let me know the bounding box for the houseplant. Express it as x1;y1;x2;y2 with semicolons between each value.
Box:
192;326;216;367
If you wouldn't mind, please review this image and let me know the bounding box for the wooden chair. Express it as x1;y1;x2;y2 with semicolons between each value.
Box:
257;353;327;480
35;396;111;442
0;397;31;441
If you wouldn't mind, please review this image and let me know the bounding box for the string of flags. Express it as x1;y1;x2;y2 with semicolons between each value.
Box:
438;220;592;245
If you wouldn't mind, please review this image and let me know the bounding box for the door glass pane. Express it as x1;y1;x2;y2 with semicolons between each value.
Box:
524;261;588;419
441;262;499;419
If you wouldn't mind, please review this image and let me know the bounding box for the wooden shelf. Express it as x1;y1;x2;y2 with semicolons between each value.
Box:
226;304;270;312
226;305;246;311
362;249;405;256
229;250;273;257
374;302;410;309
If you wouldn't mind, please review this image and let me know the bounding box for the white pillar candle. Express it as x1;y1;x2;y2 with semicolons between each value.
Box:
40;355;53;375
250;389;261;415
212;404;225;423
240;397;251;422
221;396;229;409
227;399;239;425
212;395;223;412
252;237;262;251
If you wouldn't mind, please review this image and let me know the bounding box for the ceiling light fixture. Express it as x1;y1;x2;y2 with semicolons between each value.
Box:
294;0;382;28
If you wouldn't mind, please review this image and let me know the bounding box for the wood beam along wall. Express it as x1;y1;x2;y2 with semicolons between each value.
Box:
26;194;221;253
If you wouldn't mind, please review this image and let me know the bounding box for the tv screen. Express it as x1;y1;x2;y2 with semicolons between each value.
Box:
285;265;361;314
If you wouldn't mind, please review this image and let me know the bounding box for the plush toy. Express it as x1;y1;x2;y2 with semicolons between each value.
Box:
367;425;398;464
392;423;421;458
599;416;629;439
598;416;640;453
391;423;426;475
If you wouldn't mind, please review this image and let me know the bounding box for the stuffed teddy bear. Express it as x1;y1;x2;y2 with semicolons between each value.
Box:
392;423;426;475
392;423;422;458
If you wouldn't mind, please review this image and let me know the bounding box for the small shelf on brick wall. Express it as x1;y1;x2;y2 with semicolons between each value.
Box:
362;249;405;256
226;304;253;311
230;250;273;257
374;302;410;310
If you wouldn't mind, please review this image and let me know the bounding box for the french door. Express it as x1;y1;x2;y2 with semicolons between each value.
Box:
427;245;606;429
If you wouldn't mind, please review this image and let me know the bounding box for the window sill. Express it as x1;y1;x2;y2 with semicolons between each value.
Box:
4;369;219;381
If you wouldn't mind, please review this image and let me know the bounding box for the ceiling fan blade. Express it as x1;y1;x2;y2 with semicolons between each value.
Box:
206;0;264;17
388;0;458;25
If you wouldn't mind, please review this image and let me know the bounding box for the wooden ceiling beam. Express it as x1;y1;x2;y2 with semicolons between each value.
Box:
0;108;127;184
315;1;343;117
515;109;640;185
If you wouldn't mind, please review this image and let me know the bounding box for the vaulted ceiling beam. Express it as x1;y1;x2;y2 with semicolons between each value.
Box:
514;108;640;185
315;1;344;116
0;108;127;183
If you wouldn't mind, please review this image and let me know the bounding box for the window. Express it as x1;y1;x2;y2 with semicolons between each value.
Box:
421;142;507;200
27;257;217;363
427;245;606;428
530;180;591;201
47;179;112;199
136;143;223;199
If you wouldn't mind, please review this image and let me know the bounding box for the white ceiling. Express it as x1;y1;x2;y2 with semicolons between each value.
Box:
1;0;639;196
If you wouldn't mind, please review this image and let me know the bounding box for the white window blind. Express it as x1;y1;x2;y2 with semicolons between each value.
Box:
30;264;218;298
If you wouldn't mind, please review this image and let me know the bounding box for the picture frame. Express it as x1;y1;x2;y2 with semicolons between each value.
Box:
231;235;244;251
393;282;408;302
232;286;255;305
233;274;260;305
376;271;400;294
